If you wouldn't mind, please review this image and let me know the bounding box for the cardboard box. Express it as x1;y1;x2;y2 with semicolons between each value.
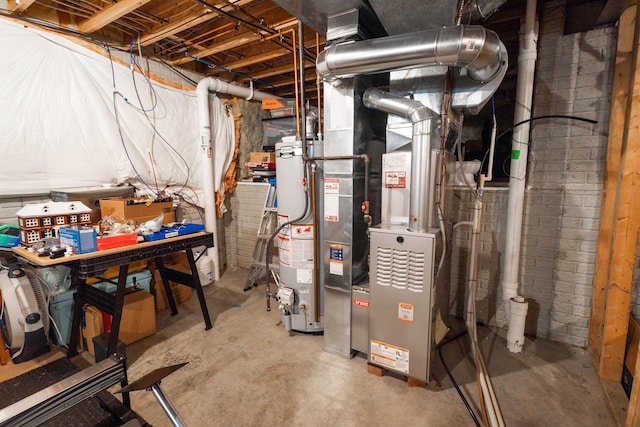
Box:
59;226;97;254
153;252;193;312
81;305;104;355
100;198;175;226
250;152;276;163
623;315;640;398
118;290;156;345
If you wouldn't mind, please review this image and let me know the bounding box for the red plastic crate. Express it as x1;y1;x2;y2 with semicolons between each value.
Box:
96;233;138;251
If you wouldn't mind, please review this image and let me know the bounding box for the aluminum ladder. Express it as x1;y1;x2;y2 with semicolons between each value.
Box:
244;184;278;291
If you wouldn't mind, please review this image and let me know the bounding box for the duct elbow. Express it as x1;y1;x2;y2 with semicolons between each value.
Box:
464;28;505;83
363;88;433;123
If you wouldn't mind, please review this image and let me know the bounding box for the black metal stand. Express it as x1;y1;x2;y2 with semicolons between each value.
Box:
67;233;214;357
114;362;189;427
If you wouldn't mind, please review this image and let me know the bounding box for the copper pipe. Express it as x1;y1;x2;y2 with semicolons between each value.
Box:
316;32;322;136
311;163;319;323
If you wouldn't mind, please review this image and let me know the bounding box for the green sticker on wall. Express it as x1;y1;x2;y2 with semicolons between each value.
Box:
511;150;521;160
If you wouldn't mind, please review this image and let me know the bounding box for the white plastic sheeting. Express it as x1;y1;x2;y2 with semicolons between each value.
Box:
0;16;234;205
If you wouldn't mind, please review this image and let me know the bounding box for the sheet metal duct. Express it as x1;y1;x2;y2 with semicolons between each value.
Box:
363;88;436;233
317;25;505;84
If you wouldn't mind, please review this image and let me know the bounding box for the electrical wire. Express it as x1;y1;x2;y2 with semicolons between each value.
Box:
437;330;482;427
129;48;192;197
478;114;599;181
496;114;597;142
263;164;311;309
105;41;160;197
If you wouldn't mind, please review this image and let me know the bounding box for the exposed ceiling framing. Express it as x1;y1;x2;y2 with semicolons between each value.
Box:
0;0;626;105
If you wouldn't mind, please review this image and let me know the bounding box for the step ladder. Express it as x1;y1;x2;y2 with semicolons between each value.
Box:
244;184;278;291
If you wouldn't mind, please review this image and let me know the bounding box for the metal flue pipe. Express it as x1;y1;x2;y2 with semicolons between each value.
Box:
196;77;276;281
363;88;436;233
317;25;505;83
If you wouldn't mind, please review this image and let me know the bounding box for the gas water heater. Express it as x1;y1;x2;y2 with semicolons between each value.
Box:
275;136;323;333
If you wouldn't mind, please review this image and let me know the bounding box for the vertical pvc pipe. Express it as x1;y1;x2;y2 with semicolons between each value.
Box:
502;0;537;351
196;79;220;281
196;78;277;281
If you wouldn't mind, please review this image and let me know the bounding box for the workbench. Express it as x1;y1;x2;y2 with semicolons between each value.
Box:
12;231;214;358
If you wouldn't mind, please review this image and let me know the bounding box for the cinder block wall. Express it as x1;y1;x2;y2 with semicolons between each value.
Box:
449;1;616;347
224;182;270;268
0;195;50;225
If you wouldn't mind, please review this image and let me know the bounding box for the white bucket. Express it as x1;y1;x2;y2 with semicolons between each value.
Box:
195;252;214;286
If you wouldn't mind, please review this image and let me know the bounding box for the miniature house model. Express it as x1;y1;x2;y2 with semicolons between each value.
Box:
16;201;92;245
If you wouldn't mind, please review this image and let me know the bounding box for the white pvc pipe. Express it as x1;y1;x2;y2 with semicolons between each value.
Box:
502;0;537;351
196;77;276;280
507;296;529;353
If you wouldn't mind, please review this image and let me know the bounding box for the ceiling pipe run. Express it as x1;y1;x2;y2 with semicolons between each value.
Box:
196;77;277;281
363;88;436;233
317;25;505;83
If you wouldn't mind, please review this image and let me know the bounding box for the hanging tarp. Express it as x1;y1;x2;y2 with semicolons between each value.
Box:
0;16;234;206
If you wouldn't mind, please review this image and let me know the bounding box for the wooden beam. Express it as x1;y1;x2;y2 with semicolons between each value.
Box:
268;70;318;88
78;0;154;34
628;334;640;426
598;4;640;381
589;5;637;351
140;10;216;46
236;61;314;81
172;18;298;66
139;0;254;46
205;48;290;76
5;0;35;14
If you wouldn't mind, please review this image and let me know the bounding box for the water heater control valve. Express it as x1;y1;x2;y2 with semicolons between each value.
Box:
276;287;295;306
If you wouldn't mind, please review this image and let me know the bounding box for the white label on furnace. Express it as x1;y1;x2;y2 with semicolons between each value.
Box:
370;340;409;374
324;179;339;222
296;269;312;284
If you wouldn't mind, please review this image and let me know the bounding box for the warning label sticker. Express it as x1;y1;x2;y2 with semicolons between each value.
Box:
324;179;339;222
385;171;407;188
370;340;409;374
398;302;414;322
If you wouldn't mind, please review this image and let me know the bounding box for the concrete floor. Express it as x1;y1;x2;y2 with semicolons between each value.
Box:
104;266;626;427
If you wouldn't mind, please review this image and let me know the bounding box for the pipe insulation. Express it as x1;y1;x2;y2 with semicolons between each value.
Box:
317;25;505;83
502;0;538;352
196;77;276;281
363;88;436;232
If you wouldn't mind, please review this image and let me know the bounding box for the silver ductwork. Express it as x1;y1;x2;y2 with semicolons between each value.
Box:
363;88;436;233
317;25;505;83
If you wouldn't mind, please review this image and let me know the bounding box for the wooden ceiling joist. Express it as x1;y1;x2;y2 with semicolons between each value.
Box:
78;0;154;33
6;0;36;14
205;48;290;75
172;18;298;66
236;60;314;82
139;0;255;46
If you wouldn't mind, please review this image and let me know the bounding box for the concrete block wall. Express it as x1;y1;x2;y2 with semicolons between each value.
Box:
224;181;271;269
449;1;616;348
0;195;50;225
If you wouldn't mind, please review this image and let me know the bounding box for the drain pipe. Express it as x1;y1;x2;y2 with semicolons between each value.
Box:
363;88;436;232
196;77;277;280
502;0;538;353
